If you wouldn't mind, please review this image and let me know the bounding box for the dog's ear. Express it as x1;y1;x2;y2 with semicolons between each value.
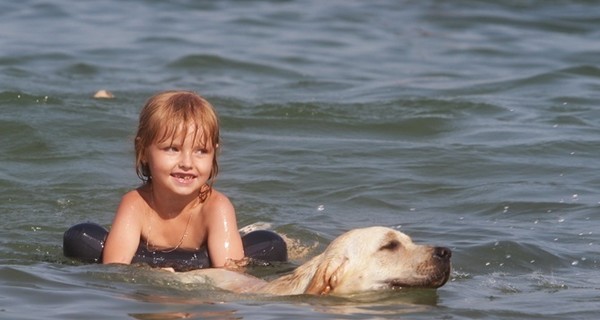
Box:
304;256;348;295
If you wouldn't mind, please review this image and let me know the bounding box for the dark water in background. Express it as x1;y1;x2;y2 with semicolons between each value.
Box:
1;0;600;319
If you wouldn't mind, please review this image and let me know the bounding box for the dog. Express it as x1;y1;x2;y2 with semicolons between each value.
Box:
176;226;451;296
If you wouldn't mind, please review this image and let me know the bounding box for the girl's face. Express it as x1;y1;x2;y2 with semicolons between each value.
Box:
143;125;215;198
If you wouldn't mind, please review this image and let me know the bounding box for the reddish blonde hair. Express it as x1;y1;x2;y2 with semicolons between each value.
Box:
135;91;220;191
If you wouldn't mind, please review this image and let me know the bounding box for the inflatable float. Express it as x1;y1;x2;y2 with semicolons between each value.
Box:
63;222;288;271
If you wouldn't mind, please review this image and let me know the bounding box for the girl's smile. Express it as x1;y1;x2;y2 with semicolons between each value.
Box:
171;172;198;184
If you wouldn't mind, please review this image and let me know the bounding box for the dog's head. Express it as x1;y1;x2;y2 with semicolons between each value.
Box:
305;226;451;295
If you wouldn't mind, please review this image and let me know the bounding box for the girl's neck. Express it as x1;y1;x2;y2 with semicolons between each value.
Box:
146;183;202;219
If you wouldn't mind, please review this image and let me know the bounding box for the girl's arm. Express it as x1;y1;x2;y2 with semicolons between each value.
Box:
102;191;144;265
206;191;245;268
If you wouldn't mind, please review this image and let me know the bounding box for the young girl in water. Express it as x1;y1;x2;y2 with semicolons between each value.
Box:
102;90;245;268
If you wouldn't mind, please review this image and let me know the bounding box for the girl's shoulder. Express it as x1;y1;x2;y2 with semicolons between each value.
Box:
207;188;229;201
119;186;151;211
123;187;147;201
203;189;235;215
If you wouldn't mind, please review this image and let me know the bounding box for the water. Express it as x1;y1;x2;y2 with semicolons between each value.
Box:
1;0;599;318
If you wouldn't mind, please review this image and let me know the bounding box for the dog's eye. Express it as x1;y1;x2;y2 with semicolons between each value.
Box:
379;240;401;251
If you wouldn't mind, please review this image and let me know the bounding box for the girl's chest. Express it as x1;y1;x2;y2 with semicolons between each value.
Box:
144;210;208;251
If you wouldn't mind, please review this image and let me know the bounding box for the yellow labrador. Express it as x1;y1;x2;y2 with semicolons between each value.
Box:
178;226;451;296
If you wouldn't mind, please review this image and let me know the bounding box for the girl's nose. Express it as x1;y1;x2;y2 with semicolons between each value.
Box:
178;152;193;169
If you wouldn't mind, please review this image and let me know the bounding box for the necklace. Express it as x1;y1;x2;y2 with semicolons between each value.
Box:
145;187;195;253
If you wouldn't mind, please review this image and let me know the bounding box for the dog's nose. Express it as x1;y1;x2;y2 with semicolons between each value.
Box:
433;247;452;260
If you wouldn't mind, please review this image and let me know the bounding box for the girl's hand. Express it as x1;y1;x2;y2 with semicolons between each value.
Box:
223;257;250;271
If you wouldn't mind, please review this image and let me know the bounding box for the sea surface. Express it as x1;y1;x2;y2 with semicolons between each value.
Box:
1;0;599;319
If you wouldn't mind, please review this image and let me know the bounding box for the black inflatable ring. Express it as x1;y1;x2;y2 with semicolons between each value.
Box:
63;222;288;271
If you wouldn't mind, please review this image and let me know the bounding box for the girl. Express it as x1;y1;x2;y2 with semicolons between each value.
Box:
102;90;245;268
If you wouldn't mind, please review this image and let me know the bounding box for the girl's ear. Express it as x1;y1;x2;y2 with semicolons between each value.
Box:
141;161;151;178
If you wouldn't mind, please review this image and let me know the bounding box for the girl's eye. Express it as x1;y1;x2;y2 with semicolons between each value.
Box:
164;146;178;152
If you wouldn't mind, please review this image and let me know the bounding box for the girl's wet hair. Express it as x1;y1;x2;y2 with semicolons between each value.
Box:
134;91;220;194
